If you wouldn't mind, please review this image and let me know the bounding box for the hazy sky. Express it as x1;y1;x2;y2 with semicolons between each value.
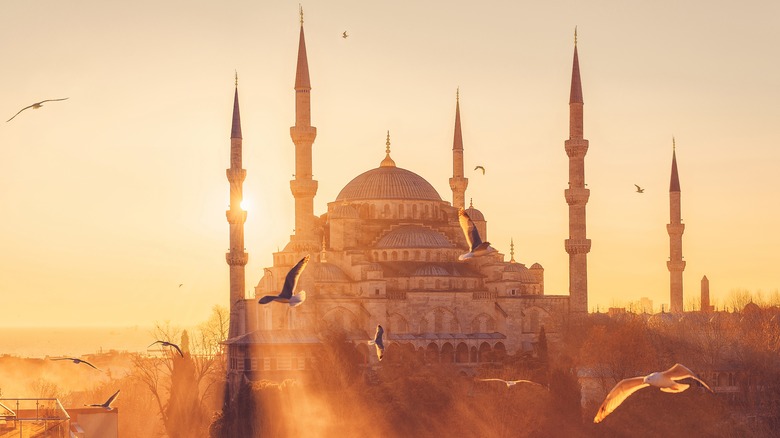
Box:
1;1;778;327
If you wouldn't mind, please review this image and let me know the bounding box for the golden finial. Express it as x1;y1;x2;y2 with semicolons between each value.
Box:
380;130;396;167
510;238;515;263
234;70;238;87
574;26;578;46
672;136;676;151
469;198;473;208
456;87;460;103
299;4;304;25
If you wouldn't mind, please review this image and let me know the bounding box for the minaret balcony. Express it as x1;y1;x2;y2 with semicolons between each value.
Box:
290;126;317;143
667;260;686;271
449;177;468;191
290;179;319;197
226;252;249;266
564;188;590;205
226;168;247;182
666;223;685;235
564;139;589;158
565;238;591;255
226;209;247;224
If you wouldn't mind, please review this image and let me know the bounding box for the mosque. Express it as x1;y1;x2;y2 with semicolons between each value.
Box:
218;15;686;385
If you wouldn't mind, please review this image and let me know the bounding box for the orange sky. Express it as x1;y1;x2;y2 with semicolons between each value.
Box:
1;1;778;327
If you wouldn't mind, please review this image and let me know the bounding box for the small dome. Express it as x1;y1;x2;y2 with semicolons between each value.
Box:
465;206;484;221
742;301;761;315
331;204;359;219
504;262;526;272
504;263;536;283
375;225;453;249
336;166;442;202
414;265;450;276
530;263;543;270
310;263;349;282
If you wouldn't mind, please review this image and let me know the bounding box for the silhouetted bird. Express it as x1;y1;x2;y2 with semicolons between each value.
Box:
458;208;497;260
477;378;544;388
6;98;69;122
148;340;184;357
85;389;120;410
634;184;645;193
50;357;99;370
474;165;485;175
258;255;309;307
342;31;348;38
178;283;183;288
368;325;385;360
594;363;713;423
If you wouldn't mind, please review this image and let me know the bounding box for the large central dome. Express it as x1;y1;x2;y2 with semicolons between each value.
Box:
335;165;442;202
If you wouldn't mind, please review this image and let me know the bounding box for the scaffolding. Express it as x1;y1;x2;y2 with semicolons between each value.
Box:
0;398;70;438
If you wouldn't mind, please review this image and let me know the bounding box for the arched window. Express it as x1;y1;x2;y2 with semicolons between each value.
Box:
391;251;398;261
398;204;405;218
383;204;390;218
412;204;418;218
382;251;388;261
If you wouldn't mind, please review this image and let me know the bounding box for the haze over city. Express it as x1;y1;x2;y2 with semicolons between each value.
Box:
1;1;778;329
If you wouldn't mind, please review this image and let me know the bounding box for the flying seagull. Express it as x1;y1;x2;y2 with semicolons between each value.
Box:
50;357;99;371
342;31;349;39
258;254;310;307
634;184;645;193
85;389;120;410
474;165;485;175
477;378;544;388
594;363;713;423
178;283;183;288
458;208;497;260
6;98;69;122
148;340;184;357
368;325;385;361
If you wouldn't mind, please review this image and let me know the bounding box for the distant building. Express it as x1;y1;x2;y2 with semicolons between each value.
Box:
223;17;592;385
0;398;117;438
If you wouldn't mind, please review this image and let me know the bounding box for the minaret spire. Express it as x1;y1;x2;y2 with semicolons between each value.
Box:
449;88;468;209
289;9;319;251
226;76;248;339
667;139;685;313
564;29;591;316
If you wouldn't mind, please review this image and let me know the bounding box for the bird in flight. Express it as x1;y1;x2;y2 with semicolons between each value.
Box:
258;254;310;307
477;378;544;388
458;208;497;260
85;389;120;410
6;98;69;122
178;283;183;288
342;31;349;39
594;363;713;423
474;165;486;175
634;184;644;193
148;340;184;357
368;325;385;361
50;357;99;371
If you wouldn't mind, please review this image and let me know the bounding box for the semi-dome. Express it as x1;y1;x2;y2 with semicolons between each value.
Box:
310;263;349;282
336;166;442;202
504;262;536;282
375;225;453;249
331;204;359;219
465;206;484;221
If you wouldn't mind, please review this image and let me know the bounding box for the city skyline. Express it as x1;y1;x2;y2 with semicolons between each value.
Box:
1;1;779;327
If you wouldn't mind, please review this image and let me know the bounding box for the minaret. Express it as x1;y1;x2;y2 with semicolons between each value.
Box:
226;73;248;339
449;88;468;209
667;139;685;313
564;28;591;316
701;275;712;312
289;6;319;251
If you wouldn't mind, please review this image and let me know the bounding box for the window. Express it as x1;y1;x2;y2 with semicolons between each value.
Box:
375;288;380;296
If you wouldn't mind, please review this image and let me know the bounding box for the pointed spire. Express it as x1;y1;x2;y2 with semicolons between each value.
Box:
380;130;396;167
670;138;681;192
469;198;473;208
570;28;583;104
294;9;311;90
453;88;463;152
231;73;242;139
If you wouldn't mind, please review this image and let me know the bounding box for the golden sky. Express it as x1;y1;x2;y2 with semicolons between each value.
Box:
1;1;778;327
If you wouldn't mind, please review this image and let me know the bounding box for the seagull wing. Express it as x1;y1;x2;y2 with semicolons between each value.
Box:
474;166;485;175
594;377;649;423
103;390;120;408
6;104;35;122
458;208;482;251
170;343;184;357
258;294;279;304
374;325;384;350
148;340;163;348
37;98;69;104
634;184;640;190
81;360;100;370
477;378;508;383
663;363;713;392
279;254;310;299
509;379;544;386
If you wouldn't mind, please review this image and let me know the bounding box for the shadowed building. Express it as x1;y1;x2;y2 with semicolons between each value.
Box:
667;141;685;313
224;18;592;381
